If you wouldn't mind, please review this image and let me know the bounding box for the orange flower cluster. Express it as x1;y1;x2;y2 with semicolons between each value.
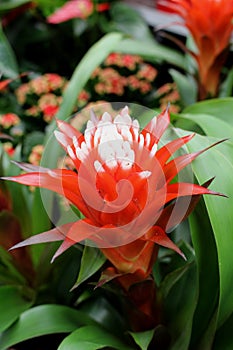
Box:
0;113;20;129
15;73;89;123
90;53;158;99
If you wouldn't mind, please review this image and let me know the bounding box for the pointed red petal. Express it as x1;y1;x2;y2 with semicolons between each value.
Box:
96;267;123;288
163;138;227;183
65;219;97;242
145;226;186;260
156;133;195;166
142;108;170;144
9;223;73;250
157;178;218;232
51;237;76;263
51;219;98;261
54;129;82;169
165;182;225;204
56;119;83;141
1;169;91;217
11;161;49;173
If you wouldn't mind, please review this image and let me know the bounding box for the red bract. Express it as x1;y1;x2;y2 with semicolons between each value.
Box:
1;107;223;282
157;0;233;99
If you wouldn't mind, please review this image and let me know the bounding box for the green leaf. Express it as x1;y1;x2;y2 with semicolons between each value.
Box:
31;188;51;235
169;69;197;106
58;325;134;350
183;97;233;126
6;180;32;238
0;0;30;12
116;38;185;68
178;113;233;139
0;286;33;333
0;304;96;350
196;310;218;350
30;187;52;265
0;241;27;285
213;311;233;350
129;329;155;350
175;130;233;328
53;32;123;125
0;210;34;282
189;199;219;349
160;262;192;300
164;261;198;350
78;296;126;336
219;68;233;98
110;2;155;44
0;25;18;78
72;246;106;290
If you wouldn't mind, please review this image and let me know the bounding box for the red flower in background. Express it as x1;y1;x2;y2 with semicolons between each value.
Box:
1;106;223;286
0;113;20;129
157;0;233;99
47;0;110;24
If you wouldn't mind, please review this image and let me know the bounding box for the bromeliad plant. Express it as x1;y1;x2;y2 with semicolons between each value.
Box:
1;105;224;333
157;0;233;101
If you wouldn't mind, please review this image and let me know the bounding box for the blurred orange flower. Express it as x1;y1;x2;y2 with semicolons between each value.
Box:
157;0;233;99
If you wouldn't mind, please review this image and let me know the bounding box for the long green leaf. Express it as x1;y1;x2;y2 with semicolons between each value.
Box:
58;325;134;350
213;311;233;350
189;200;219;349
178;113;233;139
183;98;233;126
0;286;33;333
0;304;96;350
2;149;32;236
175;130;233;328
72;246;106;290
78;296;126;336
110;2;155;44
115;38;185;68
169;69;197;106
219;68;233;98
0;25;18;78
0;246;27;285
52;32;123;125
30;187;52;265
164;261;198;350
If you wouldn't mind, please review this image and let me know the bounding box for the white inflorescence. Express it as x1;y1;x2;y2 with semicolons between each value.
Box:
72;106;158;171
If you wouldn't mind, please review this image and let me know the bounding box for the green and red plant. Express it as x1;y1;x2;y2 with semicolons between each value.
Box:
157;0;233;99
1;105;224;332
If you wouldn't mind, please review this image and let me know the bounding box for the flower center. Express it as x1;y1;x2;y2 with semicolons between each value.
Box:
71;106;158;173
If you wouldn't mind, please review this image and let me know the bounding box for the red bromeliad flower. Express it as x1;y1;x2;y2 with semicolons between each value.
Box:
1;106;223;286
157;0;233;99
